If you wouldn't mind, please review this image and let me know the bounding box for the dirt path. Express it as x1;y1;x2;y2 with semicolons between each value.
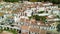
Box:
0;31;13;34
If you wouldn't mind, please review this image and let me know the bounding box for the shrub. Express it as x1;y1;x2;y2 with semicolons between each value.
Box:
38;11;44;14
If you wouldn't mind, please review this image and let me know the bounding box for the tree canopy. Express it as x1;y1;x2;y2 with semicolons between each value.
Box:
3;0;60;4
32;0;60;4
56;24;60;32
38;11;45;14
29;15;46;23
3;0;20;2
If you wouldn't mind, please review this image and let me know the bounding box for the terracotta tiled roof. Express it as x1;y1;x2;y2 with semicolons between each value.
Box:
21;25;47;34
21;32;28;34
20;18;25;22
29;28;40;33
30;19;36;24
39;30;47;34
21;25;29;30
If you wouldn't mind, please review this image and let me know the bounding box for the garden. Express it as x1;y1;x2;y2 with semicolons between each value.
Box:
0;27;18;34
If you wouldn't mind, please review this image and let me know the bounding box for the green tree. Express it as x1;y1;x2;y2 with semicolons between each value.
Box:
3;0;20;2
56;15;60;19
38;11;44;14
58;4;60;8
37;0;60;4
38;0;44;2
56;24;60;32
49;0;59;4
33;15;40;21
29;15;46;23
